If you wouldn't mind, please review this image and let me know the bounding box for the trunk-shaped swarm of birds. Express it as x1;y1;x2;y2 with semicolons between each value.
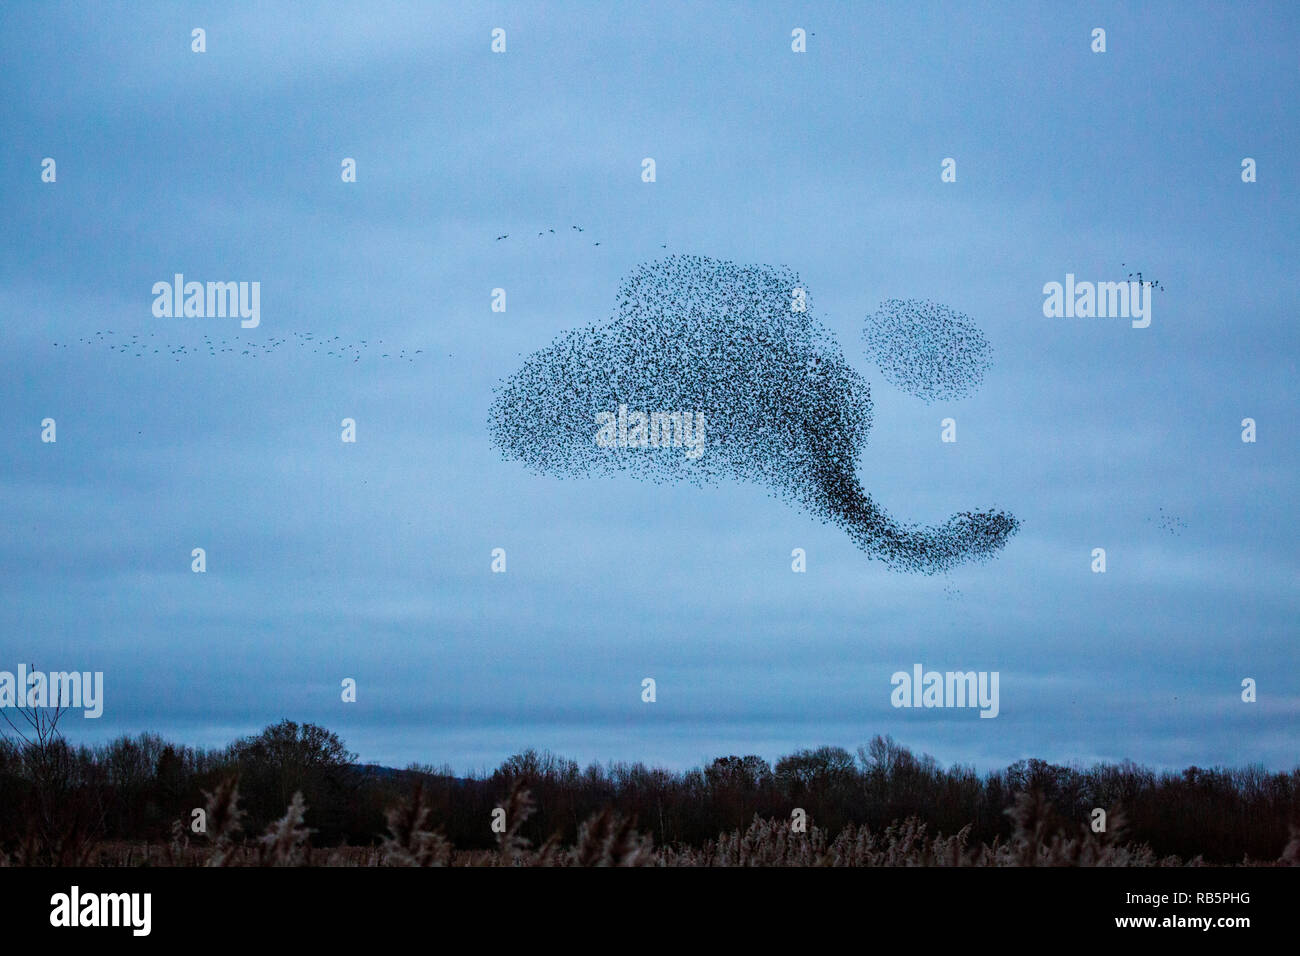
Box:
489;255;1017;573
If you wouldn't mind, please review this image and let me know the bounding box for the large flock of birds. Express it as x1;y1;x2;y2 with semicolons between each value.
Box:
490;254;1018;573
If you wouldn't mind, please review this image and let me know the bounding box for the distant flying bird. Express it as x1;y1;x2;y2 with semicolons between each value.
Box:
495;234;508;240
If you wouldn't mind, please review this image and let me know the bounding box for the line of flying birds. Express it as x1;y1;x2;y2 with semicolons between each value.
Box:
50;329;432;362
1120;263;1165;292
495;225;667;249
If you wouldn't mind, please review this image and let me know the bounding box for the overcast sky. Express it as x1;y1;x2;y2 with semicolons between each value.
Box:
2;1;1296;774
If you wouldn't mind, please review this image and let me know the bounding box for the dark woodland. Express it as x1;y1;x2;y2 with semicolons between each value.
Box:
2;713;1296;866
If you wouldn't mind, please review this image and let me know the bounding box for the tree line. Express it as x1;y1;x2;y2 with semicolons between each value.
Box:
1;715;1295;864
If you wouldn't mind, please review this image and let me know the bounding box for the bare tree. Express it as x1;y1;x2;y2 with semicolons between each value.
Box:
1;671;102;864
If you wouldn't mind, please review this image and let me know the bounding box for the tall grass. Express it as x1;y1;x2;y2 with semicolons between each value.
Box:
15;782;1294;867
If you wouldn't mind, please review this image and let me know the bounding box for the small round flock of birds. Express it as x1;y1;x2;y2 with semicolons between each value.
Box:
50;330;428;363
490;254;1018;574
863;299;993;404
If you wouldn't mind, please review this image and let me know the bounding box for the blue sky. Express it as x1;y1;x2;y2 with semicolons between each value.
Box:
2;1;1297;774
